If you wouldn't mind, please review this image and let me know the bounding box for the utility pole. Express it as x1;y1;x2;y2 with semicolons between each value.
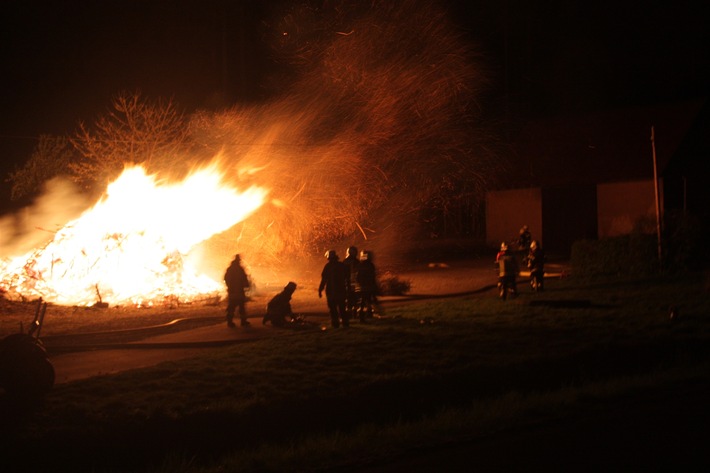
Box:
651;126;663;267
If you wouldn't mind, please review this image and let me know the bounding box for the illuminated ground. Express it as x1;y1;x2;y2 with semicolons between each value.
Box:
41;256;529;383
1;256;569;384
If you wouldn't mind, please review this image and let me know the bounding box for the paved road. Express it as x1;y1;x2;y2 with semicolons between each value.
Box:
48;322;296;383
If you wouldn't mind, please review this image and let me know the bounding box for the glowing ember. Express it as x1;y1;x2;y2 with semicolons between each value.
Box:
0;165;268;306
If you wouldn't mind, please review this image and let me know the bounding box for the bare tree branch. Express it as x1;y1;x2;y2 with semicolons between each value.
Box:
6;135;78;201
69;92;190;189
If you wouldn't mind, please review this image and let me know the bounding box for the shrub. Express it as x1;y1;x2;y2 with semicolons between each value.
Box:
378;272;412;295
571;234;658;277
663;211;708;272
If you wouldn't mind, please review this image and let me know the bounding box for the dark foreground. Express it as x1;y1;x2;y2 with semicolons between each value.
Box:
355;375;710;472
1;262;709;472
3;345;709;472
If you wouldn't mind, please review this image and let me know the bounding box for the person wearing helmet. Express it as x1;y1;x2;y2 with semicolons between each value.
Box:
517;225;532;252
224;254;251;327
318;250;350;328
495;242;508;263
263;282;298;327
526;240;545;291
496;243;518;299
356;250;378;322
343;246;361;319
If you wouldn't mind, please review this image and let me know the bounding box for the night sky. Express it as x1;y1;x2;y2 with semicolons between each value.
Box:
1;0;708;212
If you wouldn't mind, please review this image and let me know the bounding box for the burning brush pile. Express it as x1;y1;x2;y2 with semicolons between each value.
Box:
1;0;497;308
0;166;267;307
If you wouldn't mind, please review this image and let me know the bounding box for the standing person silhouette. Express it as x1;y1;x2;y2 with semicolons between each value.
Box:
318;250;350;328
356;250;378;322
517;225;532;252
343;246;360;320
526;240;545;291
496;242;519;299
224;254;251;327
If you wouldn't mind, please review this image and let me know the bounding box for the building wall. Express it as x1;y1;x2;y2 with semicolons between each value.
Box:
597;180;658;237
542;185;598;256
487;181;656;257
485;188;542;248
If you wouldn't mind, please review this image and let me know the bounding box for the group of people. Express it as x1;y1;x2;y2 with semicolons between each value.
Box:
222;246;379;329
224;226;543;326
223;253;302;329
318;246;378;328
495;225;545;298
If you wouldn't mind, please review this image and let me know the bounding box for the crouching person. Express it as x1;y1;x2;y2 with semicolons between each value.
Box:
263;282;298;327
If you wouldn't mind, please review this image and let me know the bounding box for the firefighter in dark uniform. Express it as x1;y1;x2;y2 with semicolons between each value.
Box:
318;250;350;328
517;225;532;252
356;250;378;322
526;240;545;291
496;242;519;299
224;254;251;327
343;246;360;320
263;282;297;327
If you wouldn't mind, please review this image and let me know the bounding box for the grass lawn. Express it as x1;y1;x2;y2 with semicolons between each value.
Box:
2;271;710;472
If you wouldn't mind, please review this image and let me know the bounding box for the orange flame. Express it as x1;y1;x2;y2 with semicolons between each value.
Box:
0;165;268;306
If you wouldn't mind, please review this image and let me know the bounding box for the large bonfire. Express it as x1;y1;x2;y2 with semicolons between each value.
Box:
0;164;267;306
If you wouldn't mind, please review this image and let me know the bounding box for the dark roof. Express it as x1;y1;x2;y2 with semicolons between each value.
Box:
502;100;706;189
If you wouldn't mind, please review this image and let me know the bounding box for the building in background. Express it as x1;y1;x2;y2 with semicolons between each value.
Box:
486;99;708;256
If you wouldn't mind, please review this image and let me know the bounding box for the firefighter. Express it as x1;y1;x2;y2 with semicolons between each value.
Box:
224;254;251;327
496;242;519;299
526;240;545;291
318;250;350;328
356;250;378;322
343;246;361;319
263;282;297;327
517;225;532;252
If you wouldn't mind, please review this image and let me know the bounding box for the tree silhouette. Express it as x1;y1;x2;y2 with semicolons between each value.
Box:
69;92;190;190
7;135;78;201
